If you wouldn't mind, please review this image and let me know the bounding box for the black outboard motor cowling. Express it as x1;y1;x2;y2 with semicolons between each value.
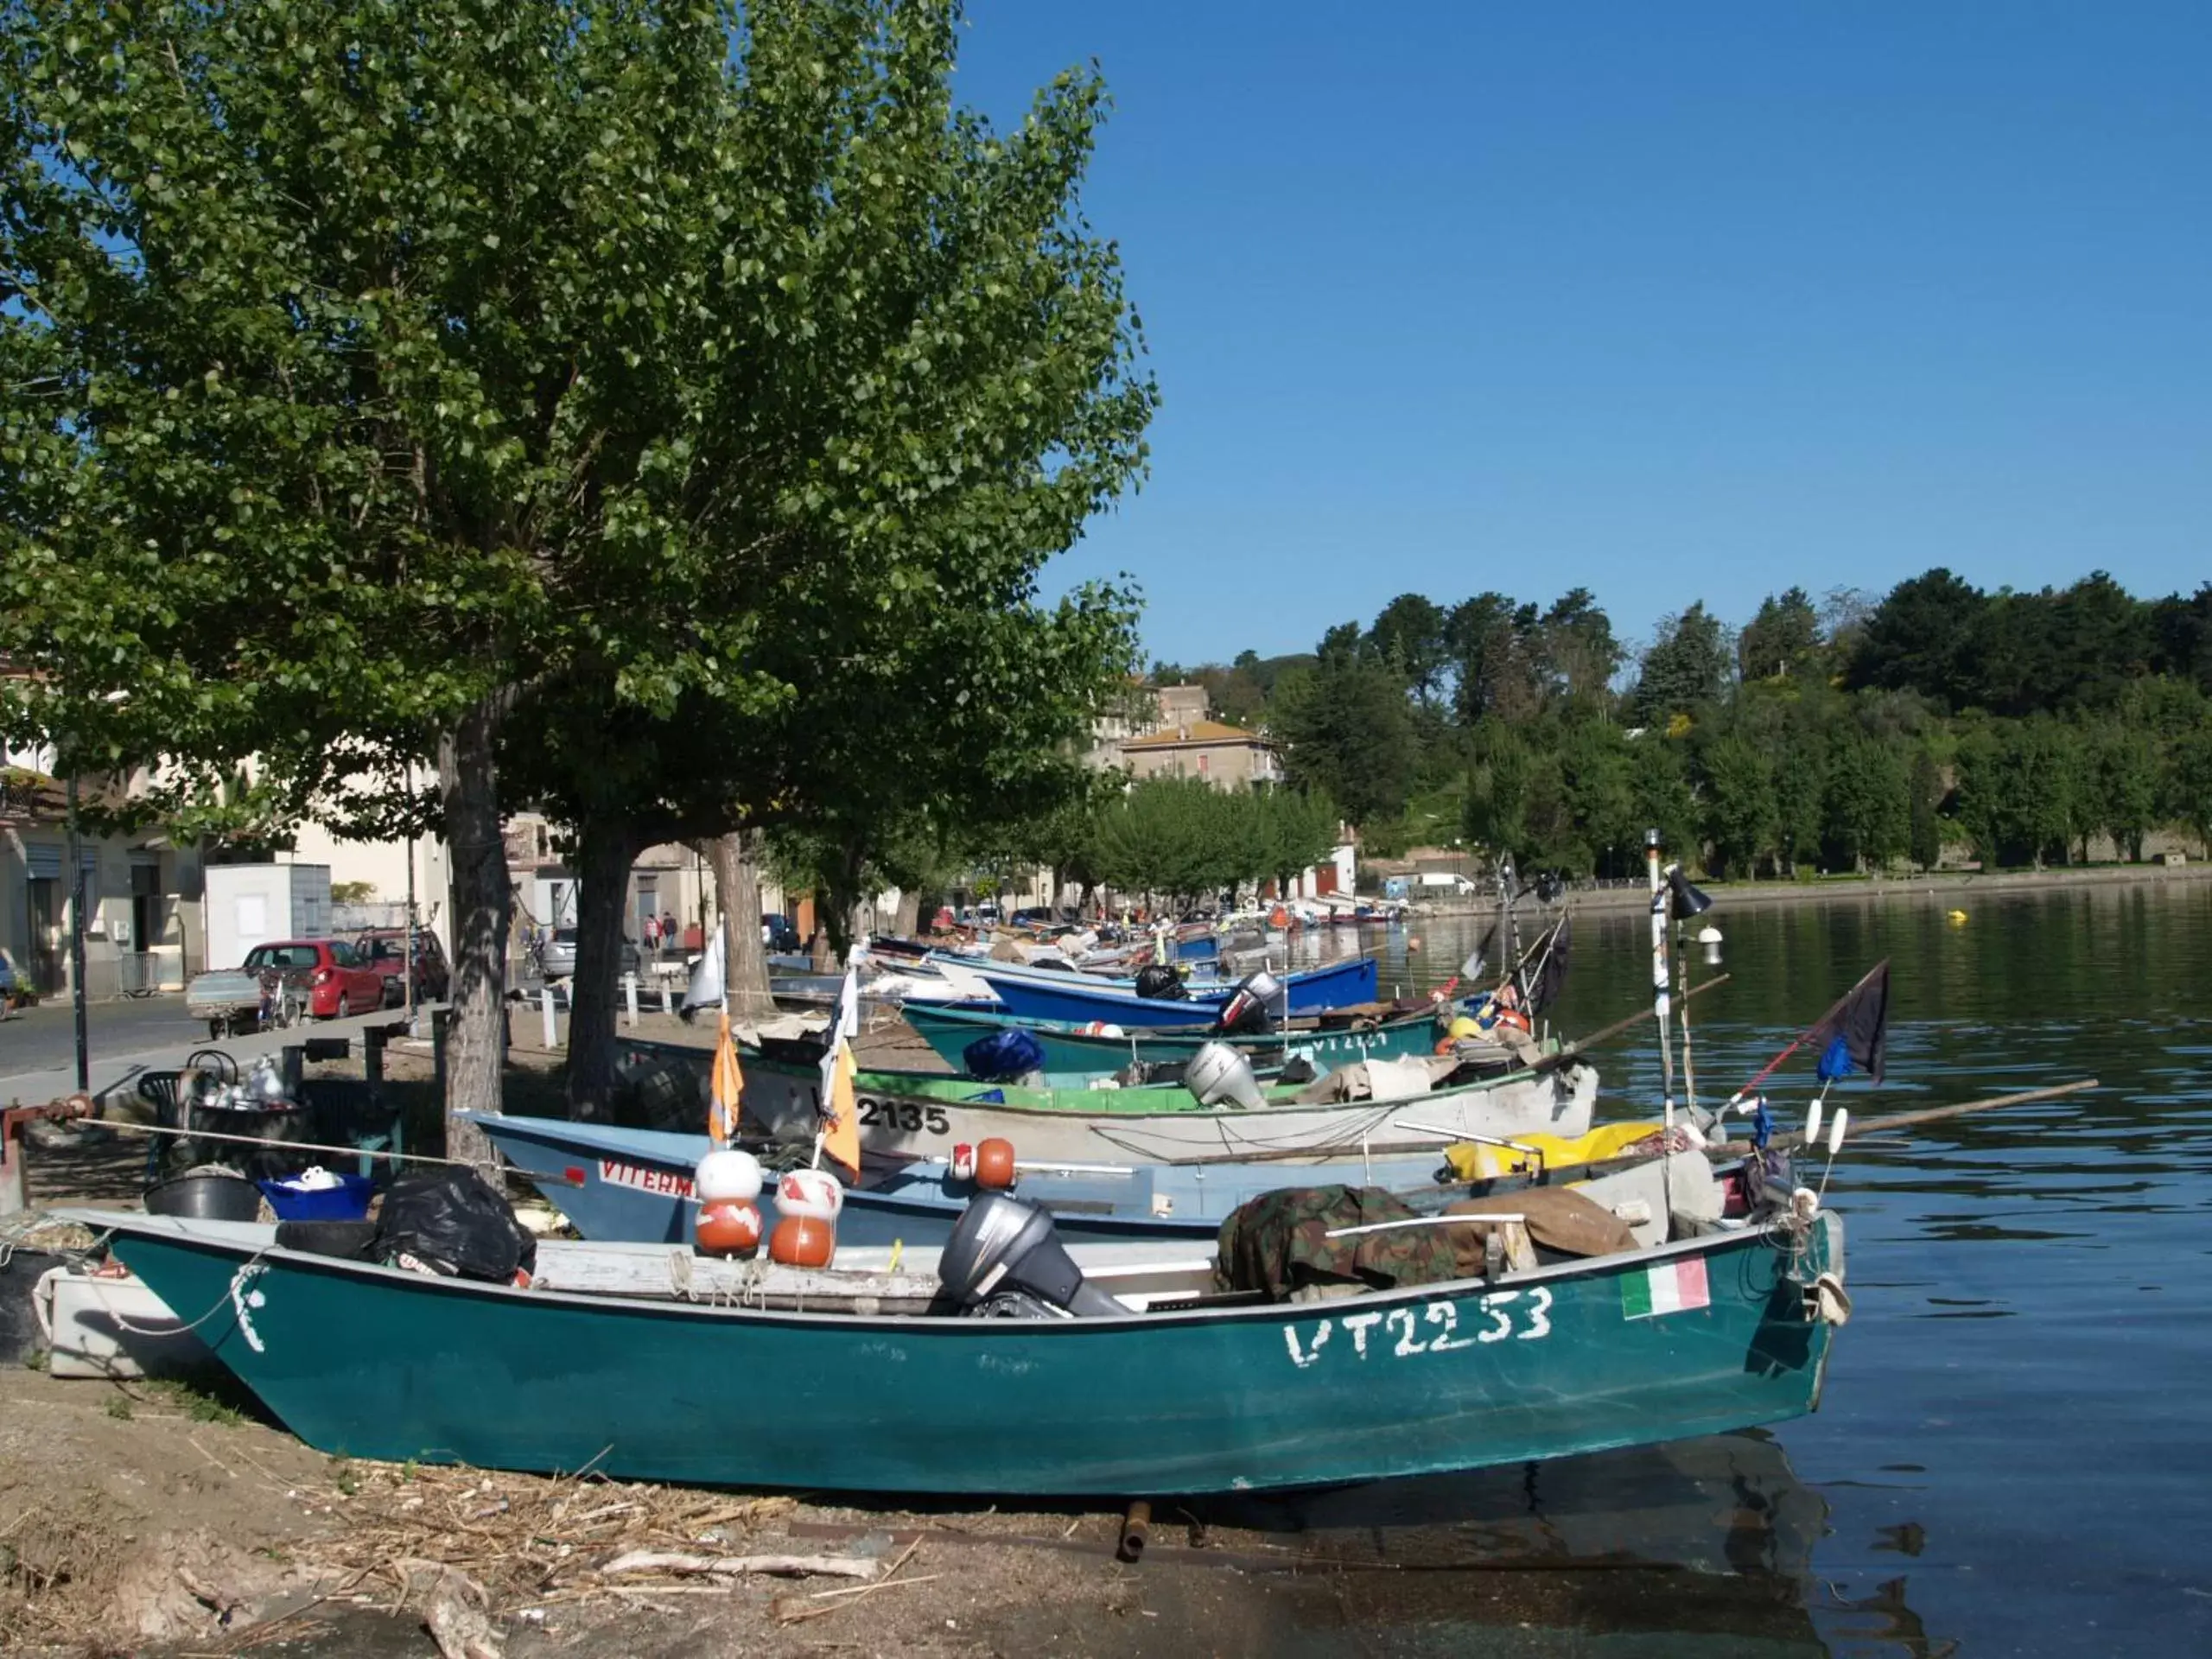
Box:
1214;969;1285;1035
938;1193;1127;1319
1134;963;1187;1001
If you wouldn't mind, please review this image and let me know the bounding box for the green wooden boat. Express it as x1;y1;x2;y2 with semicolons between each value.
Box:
69;1206;1846;1497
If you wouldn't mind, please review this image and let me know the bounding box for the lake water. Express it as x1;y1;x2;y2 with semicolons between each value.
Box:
1209;880;2212;1656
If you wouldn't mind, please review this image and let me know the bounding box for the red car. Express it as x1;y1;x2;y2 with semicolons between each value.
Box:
239;938;389;1020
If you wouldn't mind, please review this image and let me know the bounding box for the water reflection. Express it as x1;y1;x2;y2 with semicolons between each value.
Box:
1377;879;2212;1656
1172;1433;1948;1656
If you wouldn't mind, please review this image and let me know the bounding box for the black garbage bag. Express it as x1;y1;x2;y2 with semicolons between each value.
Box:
1134;964;1187;1001
375;1167;537;1283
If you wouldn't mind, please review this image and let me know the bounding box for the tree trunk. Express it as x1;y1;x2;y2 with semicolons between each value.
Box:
437;693;512;1164
892;887;922;939
706;831;775;1020
566;815;639;1120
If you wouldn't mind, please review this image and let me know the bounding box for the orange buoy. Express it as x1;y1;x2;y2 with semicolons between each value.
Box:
974;1137;1018;1191
769;1214;836;1268
696;1199;763;1257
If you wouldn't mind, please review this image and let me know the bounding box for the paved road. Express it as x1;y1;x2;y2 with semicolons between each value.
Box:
0;996;213;1081
0;995;421;1109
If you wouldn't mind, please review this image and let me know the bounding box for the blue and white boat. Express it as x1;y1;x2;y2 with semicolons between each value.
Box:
465;1112;1463;1248
948;952;1380;1027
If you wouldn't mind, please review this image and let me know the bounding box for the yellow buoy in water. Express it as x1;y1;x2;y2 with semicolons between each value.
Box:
1946;909;1967;925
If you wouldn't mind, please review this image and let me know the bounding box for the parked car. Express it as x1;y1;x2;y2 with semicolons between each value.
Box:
184;938;387;1037
761;913;801;954
535;927;641;982
357;928;450;1006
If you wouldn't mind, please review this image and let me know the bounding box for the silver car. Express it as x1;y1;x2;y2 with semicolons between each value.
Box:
536;927;642;982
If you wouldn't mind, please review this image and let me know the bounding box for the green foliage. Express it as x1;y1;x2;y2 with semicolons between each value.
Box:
1909;751;1943;871
1955;720;2085;868
1272;649;1414;829
2089;725;2160;863
1701;737;1777;877
1738;588;1821;683
1820;736;1909;871
1462;719;1534;863
0;0;1154;1114
1627;603;1733;728
1086;779;1337;903
2170;726;2212;855
1142;565;2200;883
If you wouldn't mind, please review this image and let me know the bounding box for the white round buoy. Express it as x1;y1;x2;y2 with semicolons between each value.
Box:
695;1147;763;1204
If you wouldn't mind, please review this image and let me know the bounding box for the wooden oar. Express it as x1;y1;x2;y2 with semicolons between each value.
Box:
1711;1077;2100;1155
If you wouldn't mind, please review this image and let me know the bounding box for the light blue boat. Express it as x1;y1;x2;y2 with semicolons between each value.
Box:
467;1111;1460;1247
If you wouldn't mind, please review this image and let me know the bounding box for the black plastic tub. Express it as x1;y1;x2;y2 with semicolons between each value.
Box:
143;1172;263;1222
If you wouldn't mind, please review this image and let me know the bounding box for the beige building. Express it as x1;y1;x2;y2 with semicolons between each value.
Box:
1119;719;1284;789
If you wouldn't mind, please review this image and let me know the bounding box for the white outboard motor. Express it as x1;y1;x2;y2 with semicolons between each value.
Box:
938;1193;1127;1319
1185;1039;1265;1110
1215;969;1285;1036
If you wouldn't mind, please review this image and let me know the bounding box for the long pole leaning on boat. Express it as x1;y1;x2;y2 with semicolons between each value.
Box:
1710;1077;2100;1156
1645;831;1675;1224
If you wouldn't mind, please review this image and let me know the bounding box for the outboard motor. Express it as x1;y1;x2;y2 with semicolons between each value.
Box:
1133;963;1187;1001
1214;969;1284;1036
1185;1039;1265;1110
938;1192;1127;1319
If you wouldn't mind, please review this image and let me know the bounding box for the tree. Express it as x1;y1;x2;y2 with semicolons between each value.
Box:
1536;588;1624;709
1627;603;1732;728
1;0;1153;1131
1700;737;1777;877
1462;719;1534;864
1446;594;1535;724
1367;594;1451;709
1849;569;1987;708
1738;588;1821;682
1555;723;1639;876
2152;583;2212;696
1771;738;1827;876
2171;726;2212;856
1274;653;1416;830
1909;751;1943;871
2089;723;2159;862
1955;721;2080;868
1821;737;1909;872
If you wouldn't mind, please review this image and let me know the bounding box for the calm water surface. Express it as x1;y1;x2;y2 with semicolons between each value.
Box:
1213;880;2212;1657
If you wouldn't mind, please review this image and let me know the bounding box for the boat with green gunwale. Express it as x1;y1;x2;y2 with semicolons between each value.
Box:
68;1205;1846;1496
901;1000;1445;1084
622;1037;1601;1164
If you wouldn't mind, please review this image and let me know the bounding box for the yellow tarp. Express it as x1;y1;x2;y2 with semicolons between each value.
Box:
1444;1120;1662;1183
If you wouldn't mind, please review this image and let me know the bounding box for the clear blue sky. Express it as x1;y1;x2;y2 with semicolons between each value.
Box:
954;2;2212;669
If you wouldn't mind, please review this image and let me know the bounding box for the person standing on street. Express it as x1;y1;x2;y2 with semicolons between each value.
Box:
643;912;661;958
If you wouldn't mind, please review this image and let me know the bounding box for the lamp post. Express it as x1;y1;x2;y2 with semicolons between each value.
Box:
65;770;89;1094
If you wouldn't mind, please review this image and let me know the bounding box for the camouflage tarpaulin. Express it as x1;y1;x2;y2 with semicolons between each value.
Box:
1213;1185;1462;1301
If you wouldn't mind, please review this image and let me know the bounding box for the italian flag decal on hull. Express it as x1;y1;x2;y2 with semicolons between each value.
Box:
1623;1255;1712;1319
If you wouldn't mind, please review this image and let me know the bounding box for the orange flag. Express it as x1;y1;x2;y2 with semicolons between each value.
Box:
818;1038;861;1176
708;1011;744;1144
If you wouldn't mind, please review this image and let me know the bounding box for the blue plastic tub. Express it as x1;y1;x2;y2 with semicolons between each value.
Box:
257;1173;373;1222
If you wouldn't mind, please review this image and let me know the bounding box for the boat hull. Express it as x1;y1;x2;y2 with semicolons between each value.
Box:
902;1002;1442;1084
468;1113;1471;1247
710;1046;1602;1164
92;1213;1843;1497
964;953;1380;1027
